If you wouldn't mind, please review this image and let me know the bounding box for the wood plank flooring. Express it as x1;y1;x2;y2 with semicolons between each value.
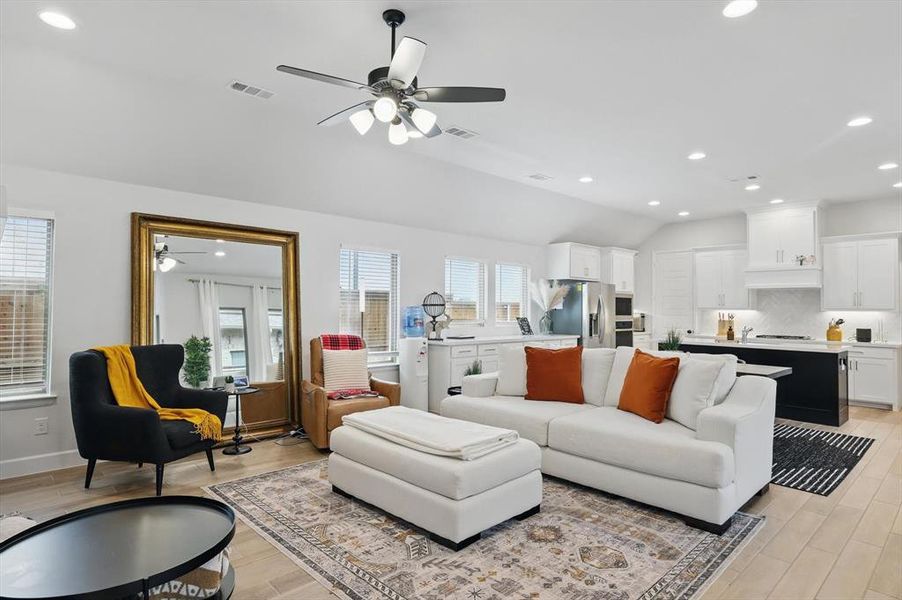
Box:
1;406;899;600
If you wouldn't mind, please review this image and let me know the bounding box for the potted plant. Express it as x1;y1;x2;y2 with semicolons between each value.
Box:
183;335;213;388
464;359;483;377
224;375;235;393
659;328;682;351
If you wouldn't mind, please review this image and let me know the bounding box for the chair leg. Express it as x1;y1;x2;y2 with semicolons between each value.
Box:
138;462;143;468
84;458;97;489
155;463;165;496
205;448;215;472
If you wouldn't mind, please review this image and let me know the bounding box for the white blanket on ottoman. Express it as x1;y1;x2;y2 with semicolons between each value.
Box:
341;406;518;460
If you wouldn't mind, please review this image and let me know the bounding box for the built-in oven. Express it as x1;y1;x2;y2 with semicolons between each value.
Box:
615;294;634;347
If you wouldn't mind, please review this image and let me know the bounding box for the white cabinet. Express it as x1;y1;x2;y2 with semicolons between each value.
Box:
823;237;898;310
694;249;752;309
847;346;899;409
600;247;637;294
747;205;818;267
632;332;652;351
547;242;602;281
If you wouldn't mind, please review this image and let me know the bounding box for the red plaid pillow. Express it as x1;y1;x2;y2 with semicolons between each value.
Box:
320;334;365;351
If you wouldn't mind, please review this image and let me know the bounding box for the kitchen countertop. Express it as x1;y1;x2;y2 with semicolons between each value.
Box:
678;335;900;350
681;338;852;354
427;333;578;346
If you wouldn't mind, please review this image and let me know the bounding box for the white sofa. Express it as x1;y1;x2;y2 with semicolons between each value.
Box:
441;345;776;533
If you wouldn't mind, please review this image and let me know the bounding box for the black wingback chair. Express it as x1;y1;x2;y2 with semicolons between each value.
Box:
69;344;228;495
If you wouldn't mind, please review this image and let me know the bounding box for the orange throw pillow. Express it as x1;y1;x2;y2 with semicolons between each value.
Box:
618;349;680;423
524;346;584;404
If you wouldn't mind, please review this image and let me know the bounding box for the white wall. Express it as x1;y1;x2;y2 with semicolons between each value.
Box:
634;197;902;340
0;164;547;478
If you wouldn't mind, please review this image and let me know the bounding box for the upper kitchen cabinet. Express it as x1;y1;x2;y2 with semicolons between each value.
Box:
695;249;752;309
745;202;822;289
600;247;637;294
822;236;899;310
547;242;602;281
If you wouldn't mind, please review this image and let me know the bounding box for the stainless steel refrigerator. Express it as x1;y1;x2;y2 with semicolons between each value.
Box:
550;281;615;348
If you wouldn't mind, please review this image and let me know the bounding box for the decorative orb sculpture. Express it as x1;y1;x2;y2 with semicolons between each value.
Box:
422;292;446;339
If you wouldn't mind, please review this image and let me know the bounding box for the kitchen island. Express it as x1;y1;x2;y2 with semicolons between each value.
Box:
679;338;849;426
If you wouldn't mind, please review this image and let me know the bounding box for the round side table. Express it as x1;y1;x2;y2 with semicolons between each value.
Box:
222;386;260;455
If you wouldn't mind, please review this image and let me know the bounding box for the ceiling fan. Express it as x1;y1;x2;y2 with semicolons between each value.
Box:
276;9;506;145
154;239;207;272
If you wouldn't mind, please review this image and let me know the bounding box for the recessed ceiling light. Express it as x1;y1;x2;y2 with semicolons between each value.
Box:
214;250;226;257
878;162;898;170
648;200;661;206
578;176;593;183
38;11;76;30
770;198;784;204
678;211;690;217
722;0;758;18
745;184;761;191
894;182;902;188
847;116;873;127
687;152;706;160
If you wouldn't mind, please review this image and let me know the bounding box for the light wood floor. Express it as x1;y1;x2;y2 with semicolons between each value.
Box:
1;406;899;600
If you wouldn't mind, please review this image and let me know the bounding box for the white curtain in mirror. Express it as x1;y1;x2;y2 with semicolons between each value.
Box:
249;284;273;382
196;278;223;377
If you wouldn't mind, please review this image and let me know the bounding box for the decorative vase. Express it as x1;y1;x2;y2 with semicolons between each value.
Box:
826;325;843;342
540;311;553;334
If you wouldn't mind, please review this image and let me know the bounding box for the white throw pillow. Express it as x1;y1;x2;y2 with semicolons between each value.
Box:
581;348;617;406
685;353;738;405
322;348;370;392
496;345;527;397
667;358;724;430
602;346;683;407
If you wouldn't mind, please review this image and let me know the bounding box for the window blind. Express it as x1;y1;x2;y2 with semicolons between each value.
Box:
444;257;486;322
495;263;529;322
339;248;400;357
0;216;54;398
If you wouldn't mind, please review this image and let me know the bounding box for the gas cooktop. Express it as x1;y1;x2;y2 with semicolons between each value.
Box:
755;334;813;340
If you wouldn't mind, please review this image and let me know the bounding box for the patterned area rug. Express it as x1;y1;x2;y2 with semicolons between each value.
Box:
206;460;762;600
772;423;875;495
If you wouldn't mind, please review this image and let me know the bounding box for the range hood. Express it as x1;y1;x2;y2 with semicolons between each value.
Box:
744;265;822;289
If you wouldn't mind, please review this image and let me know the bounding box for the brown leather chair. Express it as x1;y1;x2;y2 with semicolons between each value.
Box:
301;337;401;449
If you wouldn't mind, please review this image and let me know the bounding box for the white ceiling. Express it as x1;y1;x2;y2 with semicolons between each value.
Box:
1;1;900;245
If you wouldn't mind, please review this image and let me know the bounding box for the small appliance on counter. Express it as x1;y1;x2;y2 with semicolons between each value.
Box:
633;312;646;332
856;328;872;343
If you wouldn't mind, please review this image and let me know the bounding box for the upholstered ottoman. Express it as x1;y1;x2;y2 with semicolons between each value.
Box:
328;425;542;550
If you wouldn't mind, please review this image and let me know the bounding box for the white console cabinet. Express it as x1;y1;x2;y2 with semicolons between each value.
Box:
427;334;579;412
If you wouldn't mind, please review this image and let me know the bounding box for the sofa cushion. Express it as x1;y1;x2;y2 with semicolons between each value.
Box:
667;358;725;430
683;353;738;405
441;395;595;446
618;350;680;423
496;345;526;396
547;407;734;488
581;348;616;406
525;346;584;403
161;420;205;450
603;347;682;407
327;395;391;430
330;425;541;500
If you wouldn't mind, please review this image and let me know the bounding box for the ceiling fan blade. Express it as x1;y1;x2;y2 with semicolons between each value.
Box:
388;37;427;90
277;65;375;92
317;101;374;127
413;87;506;103
423;122;442;138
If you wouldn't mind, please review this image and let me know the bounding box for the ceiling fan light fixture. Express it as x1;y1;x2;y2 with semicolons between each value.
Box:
373;97;398;123
410;107;437;133
349;109;375;135
388;121;408;145
158;257;177;272
407;129;424;139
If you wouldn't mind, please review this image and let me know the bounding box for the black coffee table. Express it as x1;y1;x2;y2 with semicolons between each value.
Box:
0;496;235;600
223;386;260;455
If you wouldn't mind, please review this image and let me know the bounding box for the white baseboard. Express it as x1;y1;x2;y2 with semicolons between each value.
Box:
0;449;84;480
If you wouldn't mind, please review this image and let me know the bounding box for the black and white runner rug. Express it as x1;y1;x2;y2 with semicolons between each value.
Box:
771;423;875;496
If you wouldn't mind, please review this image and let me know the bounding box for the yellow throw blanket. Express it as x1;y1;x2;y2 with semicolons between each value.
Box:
95;345;222;442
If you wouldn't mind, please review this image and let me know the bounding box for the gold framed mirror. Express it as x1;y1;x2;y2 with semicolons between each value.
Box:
131;213;301;436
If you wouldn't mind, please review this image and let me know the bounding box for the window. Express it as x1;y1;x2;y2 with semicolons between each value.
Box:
268;308;283;364
444;257;486;323
218;307;248;377
339;248;400;361
495;263;529;322
0;214;55;399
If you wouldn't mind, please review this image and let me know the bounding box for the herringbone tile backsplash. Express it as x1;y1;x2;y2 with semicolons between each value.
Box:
696;289;900;342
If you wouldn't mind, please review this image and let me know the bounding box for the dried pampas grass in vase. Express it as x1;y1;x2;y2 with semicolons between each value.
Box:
529;279;571;333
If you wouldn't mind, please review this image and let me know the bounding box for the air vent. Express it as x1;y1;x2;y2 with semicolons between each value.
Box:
228;80;275;99
444;126;479;139
528;173;554;181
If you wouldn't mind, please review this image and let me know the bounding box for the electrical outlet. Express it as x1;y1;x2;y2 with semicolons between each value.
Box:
34;417;49;435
